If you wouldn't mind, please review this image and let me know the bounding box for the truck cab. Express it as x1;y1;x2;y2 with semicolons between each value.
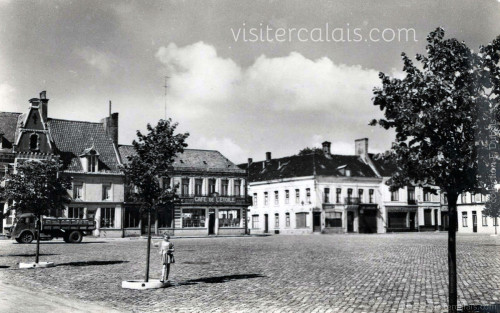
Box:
7;213;37;243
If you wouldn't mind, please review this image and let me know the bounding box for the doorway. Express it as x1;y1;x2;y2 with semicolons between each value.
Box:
409;212;416;231
359;209;377;233
434;210;439;230
208;210;215;235
264;214;269;233
472;211;477;233
347;211;354;233
313;212;321;232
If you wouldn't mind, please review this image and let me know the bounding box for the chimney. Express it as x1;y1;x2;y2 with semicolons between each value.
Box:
265;152;271;162
101;101;119;145
39;91;48;123
322;141;331;155
355;138;369;159
247;158;253;167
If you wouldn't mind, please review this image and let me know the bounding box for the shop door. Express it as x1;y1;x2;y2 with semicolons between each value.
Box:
472;211;477;233
409;212;416;231
347;211;354;233
208;211;215;235
359;209;377;234
313;212;321;232
441;212;449;231
434;210;439;230
264;214;269;233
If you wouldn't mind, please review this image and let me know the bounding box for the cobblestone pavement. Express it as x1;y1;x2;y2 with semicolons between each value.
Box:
0;233;499;313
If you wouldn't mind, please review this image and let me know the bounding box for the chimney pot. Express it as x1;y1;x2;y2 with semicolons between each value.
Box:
355;138;369;157
265;152;271;162
322;141;331;155
40;91;46;100
248;158;253;166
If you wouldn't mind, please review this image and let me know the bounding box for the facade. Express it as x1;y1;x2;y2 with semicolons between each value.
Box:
0;92;125;237
119;147;250;236
456;191;498;234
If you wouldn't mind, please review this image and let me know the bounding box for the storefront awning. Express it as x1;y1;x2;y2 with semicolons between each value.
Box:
386;207;418;212
345;205;359;210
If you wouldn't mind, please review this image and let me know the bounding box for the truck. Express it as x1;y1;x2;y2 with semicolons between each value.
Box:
6;213;96;244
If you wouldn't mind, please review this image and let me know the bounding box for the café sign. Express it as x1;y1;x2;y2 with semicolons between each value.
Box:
194;196;236;204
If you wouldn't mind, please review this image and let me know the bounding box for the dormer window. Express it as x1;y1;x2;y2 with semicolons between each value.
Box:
88;151;98;172
29;133;39;151
80;146;100;173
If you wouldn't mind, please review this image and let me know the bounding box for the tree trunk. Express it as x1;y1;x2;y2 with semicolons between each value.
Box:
145;209;151;282
495;218;498;235
35;217;41;264
447;192;458;312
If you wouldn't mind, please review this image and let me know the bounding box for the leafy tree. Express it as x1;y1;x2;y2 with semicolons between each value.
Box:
297;147;323;156
370;28;500;311
0;159;71;263
483;191;500;235
122;119;188;282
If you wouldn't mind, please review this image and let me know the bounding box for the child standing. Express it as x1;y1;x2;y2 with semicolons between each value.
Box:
159;234;174;282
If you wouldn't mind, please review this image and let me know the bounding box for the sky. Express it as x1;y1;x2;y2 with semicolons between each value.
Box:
1;0;500;164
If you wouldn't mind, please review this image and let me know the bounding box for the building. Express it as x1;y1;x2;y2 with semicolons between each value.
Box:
456;191;498;234
0;92;125;237
119;146;250;236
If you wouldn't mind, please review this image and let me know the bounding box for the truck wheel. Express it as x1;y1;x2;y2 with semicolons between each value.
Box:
19;231;34;244
68;231;83;243
15;238;23;244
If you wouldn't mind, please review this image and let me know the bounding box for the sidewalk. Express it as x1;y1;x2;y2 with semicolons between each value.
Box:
0;281;126;313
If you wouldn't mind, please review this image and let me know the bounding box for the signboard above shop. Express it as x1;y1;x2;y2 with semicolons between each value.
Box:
193;196;237;204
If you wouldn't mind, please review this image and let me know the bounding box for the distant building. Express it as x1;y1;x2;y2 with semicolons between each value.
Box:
455;191;498;234
119;147;250;236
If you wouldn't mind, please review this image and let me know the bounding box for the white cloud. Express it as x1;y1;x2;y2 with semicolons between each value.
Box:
0;82;17;111
76;47;116;74
189;136;247;164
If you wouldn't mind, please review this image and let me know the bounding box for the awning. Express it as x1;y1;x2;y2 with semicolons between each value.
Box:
345;205;359;210
386;207;417;212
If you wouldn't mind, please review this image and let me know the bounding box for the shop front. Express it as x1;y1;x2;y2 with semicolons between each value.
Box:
386;206;417;232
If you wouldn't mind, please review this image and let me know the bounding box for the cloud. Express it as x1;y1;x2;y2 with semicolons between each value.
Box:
0;82;17;110
189;136;247;164
76;47;116;74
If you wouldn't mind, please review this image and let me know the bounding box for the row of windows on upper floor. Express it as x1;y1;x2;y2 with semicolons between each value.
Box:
164;177;245;197
390;187;439;203
72;184;113;201
252;188;377;206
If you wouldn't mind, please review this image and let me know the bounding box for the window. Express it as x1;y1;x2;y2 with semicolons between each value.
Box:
295;189;300;204
443;193;448;204
482;214;488;226
336;188;342;203
101;208;115;228
102;185;111;200
182;178;189;196
29;133;39;150
475;193;482;203
285;190;289;204
347;188;353;203
264;192;269;205
358;189;364;203
124;208;140;228
391;190;399;201
68;207;84;219
274;191;279;205
369;189;374;203
221;179;229;196
423;188;431;202
471;192;476;203
407;187;415;204
88;151;98;172
195;179;203;196
253;193;257;206
285;213;290;227
296;213;309;228
73;184;83;200
306;188;311;203
325;212;342;227
252;215;259;229
208;179;216;195
324;188;330;203
424;209;432;226
162;177;171;189
182;209;206;228
234;180;241;196
461;193;467;204
275;213;279;228
218;209;240;227
462;212;468;227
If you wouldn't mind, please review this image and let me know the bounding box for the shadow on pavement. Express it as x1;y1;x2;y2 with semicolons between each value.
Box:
175;274;265;286
0;266;10;269
181;261;211;265
0;253;59;257
57;260;129;267
37;241;108;244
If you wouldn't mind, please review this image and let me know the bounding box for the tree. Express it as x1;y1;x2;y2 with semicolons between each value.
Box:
483;191;500;235
370;28;500;312
297;147;323;156
122;119;188;283
0;159;71;263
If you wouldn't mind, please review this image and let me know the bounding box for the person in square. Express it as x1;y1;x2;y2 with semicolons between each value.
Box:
158;233;174;282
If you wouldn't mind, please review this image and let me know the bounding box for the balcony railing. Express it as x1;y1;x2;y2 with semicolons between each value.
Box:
344;197;360;205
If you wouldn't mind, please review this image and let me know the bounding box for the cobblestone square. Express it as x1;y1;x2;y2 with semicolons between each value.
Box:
0;233;499;312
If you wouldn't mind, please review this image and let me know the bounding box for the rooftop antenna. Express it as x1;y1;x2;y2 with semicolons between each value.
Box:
163;76;170;120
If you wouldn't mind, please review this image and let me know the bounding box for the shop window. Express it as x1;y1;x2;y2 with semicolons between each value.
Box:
124;208;140;228
252;215;259;229
221;179;229;196
73;184;83;200
218;209;240;227
264;192;269;205
234;180;241;196
296;212;309;228
324;188;330;203
195;179;203;196
369;189;374;203
336;188;341;203
101;208;115;228
285;213;290;227
182;209;206;228
274;191;279;205
158;205;174;228
285;190;289;204
68;207;84;219
325;212;342;227
275;213;279;228
462;212;468;227
102;185;111;200
388;212;407;228
295;189;300;204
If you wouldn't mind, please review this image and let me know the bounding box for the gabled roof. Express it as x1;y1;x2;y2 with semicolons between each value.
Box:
0;112;21;145
240;152;379;182
369;153;399;177
119;146;244;174
49;119;121;173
